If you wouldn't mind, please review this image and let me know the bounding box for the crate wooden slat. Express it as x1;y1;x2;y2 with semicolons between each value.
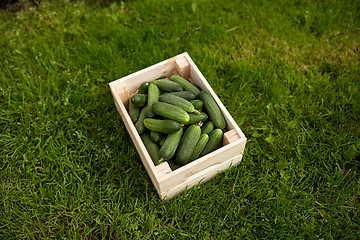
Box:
109;52;247;200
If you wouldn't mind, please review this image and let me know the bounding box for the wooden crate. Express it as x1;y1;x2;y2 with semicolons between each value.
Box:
109;52;247;200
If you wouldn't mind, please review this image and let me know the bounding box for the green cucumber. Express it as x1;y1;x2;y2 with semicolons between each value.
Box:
185;112;208;125
138;82;150;94
159;128;183;161
193;83;202;91
140;133;162;165
135;106;152;134
150;131;163;144
129;99;140;123
146;107;155;118
191;99;203;111
152;79;183;92
170;74;200;96
165;91;196;101
176;125;201;165
198;91;226;129
200;129;224;157
168;160;181;171
159;94;195;113
147;84;160;107
155;76;167;80
159;134;166;146
152;102;189;124
131;94;147;107
143;118;182;134
189;133;209;162
201;121;214;135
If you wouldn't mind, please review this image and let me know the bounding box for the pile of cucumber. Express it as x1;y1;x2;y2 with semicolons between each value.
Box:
129;74;226;170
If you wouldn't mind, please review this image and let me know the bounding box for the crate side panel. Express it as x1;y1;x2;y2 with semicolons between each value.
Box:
158;138;246;192
161;154;243;200
110;85;161;191
184;54;246;139
110;53;189;96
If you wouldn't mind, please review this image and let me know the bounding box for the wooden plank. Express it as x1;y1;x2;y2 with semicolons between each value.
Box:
155;162;172;178
228;134;241;143
157;138;246;193
175;58;190;79
161;154;243;200
109;53;188;99
223;129;241;145
184;53;247;140
109;84;161;191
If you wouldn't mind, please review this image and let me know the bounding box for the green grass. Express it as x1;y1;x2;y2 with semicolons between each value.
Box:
1;0;359;238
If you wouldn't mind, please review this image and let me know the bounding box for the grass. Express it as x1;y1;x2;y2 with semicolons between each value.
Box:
0;0;359;238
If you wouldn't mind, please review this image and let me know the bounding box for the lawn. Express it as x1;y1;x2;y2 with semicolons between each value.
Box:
0;0;359;238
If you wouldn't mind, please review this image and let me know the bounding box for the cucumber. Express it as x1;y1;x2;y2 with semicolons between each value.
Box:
168;160;181;171
140;133;162;165
185;112;208;125
193;83;202;91
200;129;224;157
159;134;166;146
129;99;140;123
201;121;214;135
159;94;195;113
189;133;209;162
198;91;226;129
150;131;163;144
146;107;155;118
131;94;147;107
155;76;167;80
152;79;183;92
165;91;196;101
191;99;203;111
143;118;182;134
175;125;201;165
170;74;200;96
152;102;190;124
138;82;150;94
147;84;160;107
159;128;183;161
135;106;152;134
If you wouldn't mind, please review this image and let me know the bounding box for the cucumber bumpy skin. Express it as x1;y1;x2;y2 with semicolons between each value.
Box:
198;91;226;129
131;94;147;107
159;127;183;161
200;128;224;157
158;134;166;146
201;121;214;135
170;74;200;96
135;106;152;134
175;125;201;165
152;79;183;92
129;99;140;123
159;94;195;113
140;133;162;165
147;84;160;107
185;112;208;125
150;131;163;144
189;133;209;162
167;160;181;170
138;82;150;94
152;102;190;124
143;118;182;134
165;91;196;101
191;99;203;111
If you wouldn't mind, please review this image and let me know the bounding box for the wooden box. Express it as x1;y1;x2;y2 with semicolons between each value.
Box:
109;52;247;200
